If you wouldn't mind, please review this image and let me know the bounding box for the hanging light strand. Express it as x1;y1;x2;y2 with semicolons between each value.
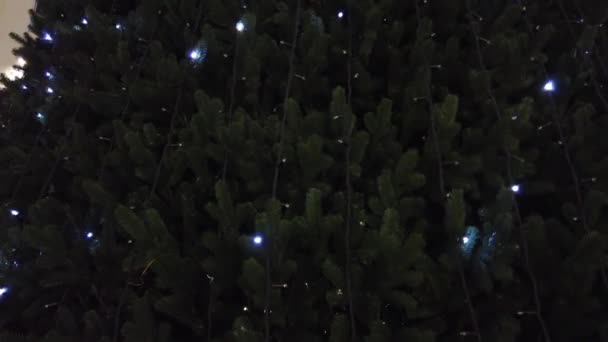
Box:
467;1;550;341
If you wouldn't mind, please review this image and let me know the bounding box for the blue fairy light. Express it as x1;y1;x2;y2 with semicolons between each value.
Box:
542;80;555;92
187;41;208;65
460;226;479;259
189;49;202;60
253;234;263;245
42;32;53;42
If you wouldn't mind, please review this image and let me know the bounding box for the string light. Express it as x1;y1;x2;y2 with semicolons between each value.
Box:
10;209;19;216
463;236;470;244
511;184;521;193
16;57;26;67
46;87;54;94
338;11;344;18
542;80;555;92
0;287;8;298
236;20;245;32
21;84;28;90
86;232;94;239
45;71;53;79
253;235;263;245
81;17;88;25
115;23;123;30
36;113;45;122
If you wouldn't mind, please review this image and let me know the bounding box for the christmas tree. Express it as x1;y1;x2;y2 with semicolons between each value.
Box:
1;0;608;341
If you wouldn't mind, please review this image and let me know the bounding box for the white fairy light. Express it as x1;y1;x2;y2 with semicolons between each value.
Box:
0;287;8;298
253;235;263;245
115;23;123;30
81;17;88;25
36;113;45;121
45;71;53;79
236;20;245;32
511;184;521;193
86;232;94;239
338;11;344;18
10;209;19;216
16;57;26;67
462;236;470;244
46;87;54;94
542;80;555;92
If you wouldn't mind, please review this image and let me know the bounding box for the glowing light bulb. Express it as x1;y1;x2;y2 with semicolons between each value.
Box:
46;87;54;94
188;48;204;62
462;236;470;244
115;23;123;30
42;32;53;42
81;17;88;25
45;71;53;79
0;287;8;297
16;57;26;67
542;80;555;92
21;84;28;90
10;209;19;216
36;113;45;121
253;235;263;245
338;11;344;18
86;232;94;239
511;184;521;193
236;21;245;32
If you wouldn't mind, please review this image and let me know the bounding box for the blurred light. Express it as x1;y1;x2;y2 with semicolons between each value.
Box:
115;23;123;30
36;113;45;121
253;235;263;245
86;232;94;239
462;236;470;244
81;17;88;25
338;11;344;18
45;71;53;79
542;80;555;92
0;287;7;297
511;184;521;193
42;32;53;42
46;87;54;94
10;209;19;216
16;57;26;67
236;20;245;32
21;84;28;90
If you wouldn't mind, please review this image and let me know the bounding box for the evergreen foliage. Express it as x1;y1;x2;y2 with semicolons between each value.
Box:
1;0;608;341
